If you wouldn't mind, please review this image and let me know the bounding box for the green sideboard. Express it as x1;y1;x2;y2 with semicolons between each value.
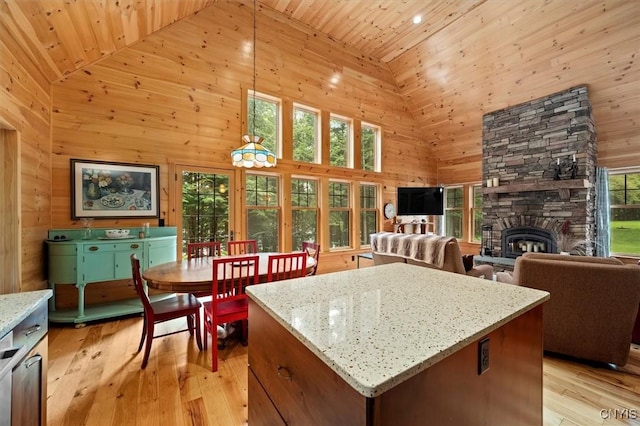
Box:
46;227;177;326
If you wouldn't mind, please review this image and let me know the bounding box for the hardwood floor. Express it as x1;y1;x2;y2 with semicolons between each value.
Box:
47;316;640;426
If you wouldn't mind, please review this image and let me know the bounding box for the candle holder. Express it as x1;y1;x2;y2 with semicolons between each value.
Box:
553;156;577;180
481;225;493;256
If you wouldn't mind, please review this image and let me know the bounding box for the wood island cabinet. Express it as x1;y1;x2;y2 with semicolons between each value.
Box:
46;227;177;325
247;264;549;426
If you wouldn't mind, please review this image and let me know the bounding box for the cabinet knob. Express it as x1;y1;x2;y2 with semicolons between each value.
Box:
131;244;140;249
89;246;99;251
276;365;292;381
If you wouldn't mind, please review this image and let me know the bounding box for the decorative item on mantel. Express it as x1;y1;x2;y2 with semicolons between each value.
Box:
553;155;577;180
556;219;585;254
231;0;276;169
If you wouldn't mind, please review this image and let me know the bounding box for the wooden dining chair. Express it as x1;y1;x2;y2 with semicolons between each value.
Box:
130;254;203;369
267;252;307;282
202;255;260;372
187;241;221;260
301;241;320;276
226;239;258;255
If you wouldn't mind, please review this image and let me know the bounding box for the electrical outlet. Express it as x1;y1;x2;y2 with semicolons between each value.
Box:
478;337;490;375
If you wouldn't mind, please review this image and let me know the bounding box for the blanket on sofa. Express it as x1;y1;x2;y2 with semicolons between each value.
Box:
370;232;454;268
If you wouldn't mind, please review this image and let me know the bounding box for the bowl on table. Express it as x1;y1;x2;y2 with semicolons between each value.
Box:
104;229;130;239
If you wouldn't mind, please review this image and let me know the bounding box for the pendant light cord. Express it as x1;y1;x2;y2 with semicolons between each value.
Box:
252;0;257;137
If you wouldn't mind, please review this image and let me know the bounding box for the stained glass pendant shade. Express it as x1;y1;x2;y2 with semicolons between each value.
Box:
231;134;276;168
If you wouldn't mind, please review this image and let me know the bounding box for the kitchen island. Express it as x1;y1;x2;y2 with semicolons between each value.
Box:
246;263;549;425
0;290;52;425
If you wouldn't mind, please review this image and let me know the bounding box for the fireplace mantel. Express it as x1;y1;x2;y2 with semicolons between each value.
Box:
484;179;590;201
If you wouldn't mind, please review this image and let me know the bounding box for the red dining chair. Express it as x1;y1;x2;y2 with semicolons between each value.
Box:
301;241;320;276
267;252;307;282
130;254;203;369
187;241;222;260
202;255;260;372
226;239;258;255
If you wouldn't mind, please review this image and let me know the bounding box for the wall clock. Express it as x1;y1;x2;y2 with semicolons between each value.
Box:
384;203;396;219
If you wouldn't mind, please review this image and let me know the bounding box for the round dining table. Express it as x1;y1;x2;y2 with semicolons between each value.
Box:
142;252;315;292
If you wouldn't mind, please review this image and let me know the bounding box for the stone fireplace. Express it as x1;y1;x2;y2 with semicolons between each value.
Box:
482;85;597;257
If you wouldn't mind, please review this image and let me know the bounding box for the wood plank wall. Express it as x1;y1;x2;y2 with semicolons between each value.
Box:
50;2;435;276
389;0;640;184
2;0;639;293
0;1;52;293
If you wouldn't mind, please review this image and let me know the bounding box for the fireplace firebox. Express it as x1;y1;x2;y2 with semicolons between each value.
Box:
501;227;556;258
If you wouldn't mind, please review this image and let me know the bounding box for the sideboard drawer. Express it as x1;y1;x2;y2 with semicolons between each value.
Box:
248;301;365;425
83;242;141;253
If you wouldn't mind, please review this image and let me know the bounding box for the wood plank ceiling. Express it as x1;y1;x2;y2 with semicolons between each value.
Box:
4;0;481;80
3;0;639;172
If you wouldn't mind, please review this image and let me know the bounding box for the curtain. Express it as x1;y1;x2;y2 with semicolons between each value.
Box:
595;167;610;257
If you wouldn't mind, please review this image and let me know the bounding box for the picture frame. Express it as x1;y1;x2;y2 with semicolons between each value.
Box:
71;159;160;219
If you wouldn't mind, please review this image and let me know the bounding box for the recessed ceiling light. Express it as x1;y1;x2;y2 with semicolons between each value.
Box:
412;15;422;24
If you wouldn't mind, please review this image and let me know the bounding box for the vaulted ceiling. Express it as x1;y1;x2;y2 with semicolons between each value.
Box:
3;0;639;171
3;0;483;80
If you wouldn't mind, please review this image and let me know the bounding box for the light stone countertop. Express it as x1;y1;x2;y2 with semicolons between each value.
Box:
0;290;52;338
247;263;549;398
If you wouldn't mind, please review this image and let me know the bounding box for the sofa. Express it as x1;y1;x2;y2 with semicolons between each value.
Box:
497;252;640;366
369;232;493;279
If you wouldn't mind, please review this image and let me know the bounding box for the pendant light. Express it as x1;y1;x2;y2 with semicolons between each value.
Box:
231;0;276;168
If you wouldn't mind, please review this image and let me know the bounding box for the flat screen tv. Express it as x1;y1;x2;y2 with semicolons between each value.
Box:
397;187;444;216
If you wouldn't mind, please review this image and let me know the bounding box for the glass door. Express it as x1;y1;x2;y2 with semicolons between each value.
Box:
177;167;233;258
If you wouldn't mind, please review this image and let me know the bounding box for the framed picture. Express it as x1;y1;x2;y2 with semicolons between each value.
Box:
71;159;160;219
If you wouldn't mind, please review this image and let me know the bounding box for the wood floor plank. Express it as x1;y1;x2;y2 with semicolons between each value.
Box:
47;319;640;426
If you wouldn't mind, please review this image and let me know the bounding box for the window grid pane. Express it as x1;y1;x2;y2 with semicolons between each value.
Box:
609;172;640;255
291;178;317;208
330;117;349;168
293;107;318;163
445;187;463;238
181;172;230;254
471;185;483;242
291;178;319;249
360;184;378;245
329;182;350;248
247;209;279;252
329;182;349;208
246;174;280;251
361;125;376;171
248;93;279;154
246;175;278;207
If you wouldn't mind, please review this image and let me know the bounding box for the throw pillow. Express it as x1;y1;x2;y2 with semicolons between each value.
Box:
462;254;474;272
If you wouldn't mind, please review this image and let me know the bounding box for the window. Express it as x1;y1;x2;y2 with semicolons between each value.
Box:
246;174;279;252
248;91;281;156
609;170;640;255
444;186;463;238
329;115;351;168
361;123;380;172
293;105;320;163
291;178;318;250
471;185;483;242
329;181;350;248
181;171;230;256
360;184;378;245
